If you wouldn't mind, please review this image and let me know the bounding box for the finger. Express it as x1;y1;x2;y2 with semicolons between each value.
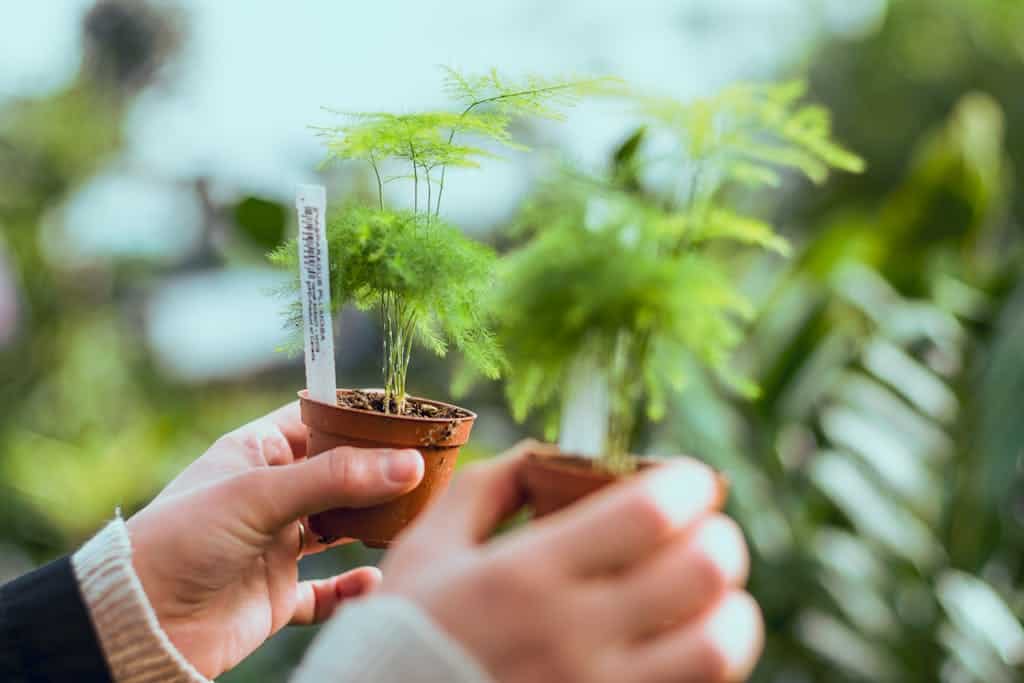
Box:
244;447;424;532
622;591;763;683
263;401;309;461
211;402;309;471
615;514;749;638
299;525;359;556
289;567;383;626
238;402;308;465
159;403;311;499
525;458;724;576
414;440;558;544
288;516;356;558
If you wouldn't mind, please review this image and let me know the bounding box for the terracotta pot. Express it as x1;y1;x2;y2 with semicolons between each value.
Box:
298;389;476;548
522;450;728;517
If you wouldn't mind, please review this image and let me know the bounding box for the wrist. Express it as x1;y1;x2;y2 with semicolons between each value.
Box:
72;517;209;683
295;594;493;683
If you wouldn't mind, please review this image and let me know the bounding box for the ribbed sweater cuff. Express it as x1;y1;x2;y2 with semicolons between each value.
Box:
72;518;209;683
293;594;494;683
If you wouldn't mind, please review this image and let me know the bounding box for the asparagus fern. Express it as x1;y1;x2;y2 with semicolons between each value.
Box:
273;68;597;413
495;80;864;470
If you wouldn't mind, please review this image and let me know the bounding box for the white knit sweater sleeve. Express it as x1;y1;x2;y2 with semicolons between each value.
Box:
71;518;493;683
292;595;494;683
71;518;208;683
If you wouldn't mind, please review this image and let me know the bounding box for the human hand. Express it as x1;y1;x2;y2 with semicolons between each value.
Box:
382;441;762;682
125;402;424;678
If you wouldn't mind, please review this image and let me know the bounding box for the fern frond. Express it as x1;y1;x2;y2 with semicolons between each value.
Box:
637;79;864;194
441;66;613;119
271;205;503;383
494;78;862;458
318;110;514;169
692;209;792;255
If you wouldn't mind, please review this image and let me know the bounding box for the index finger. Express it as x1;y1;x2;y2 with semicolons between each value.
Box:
522;458;725;576
259;401;308;461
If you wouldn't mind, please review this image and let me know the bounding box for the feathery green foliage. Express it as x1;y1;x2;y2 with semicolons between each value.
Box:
275;68;593;412
637;80;864;192
495;80;863;468
270;206;501;409
315;68;608;217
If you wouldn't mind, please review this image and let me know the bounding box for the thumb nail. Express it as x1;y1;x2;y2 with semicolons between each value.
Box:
384;449;423;485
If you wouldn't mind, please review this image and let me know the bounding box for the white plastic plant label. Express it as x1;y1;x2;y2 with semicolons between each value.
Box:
295;184;337;405
558;350;610;458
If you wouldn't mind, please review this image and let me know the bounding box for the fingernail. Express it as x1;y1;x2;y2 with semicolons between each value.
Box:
694;516;748;585
705;592;763;677
384;449;423;484
645;462;718;527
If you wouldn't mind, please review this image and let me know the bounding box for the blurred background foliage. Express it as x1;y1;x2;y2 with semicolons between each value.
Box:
0;1;1022;681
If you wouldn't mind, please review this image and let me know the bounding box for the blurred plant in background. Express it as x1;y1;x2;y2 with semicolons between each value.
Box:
491;81;861;471
661;0;1024;673
1;0;188;560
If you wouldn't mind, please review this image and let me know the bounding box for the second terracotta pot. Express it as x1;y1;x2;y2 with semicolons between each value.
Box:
299;389;476;548
522;450;727;517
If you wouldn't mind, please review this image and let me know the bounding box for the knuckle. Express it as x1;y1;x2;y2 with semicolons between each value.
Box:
510;438;543;456
327;447;370;489
262;429;294;464
693;637;730;682
231;468;280;530
453;462;488;491
214;430;283;465
237;466;272;495
479;556;539;598
689;544;729;597
213;432;248;456
626;495;675;539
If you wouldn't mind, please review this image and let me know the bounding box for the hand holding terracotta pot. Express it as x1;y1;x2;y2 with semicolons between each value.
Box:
299;389;477;548
125;402;424;678
381;441;763;683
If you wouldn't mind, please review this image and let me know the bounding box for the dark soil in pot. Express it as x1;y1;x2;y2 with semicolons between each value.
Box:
299;389;476;548
522;450;728;517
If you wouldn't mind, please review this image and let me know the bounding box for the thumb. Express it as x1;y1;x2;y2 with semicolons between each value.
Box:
415;440;556;544
243;446;424;532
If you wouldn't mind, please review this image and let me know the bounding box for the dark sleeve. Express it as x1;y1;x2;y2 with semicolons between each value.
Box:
0;556;114;682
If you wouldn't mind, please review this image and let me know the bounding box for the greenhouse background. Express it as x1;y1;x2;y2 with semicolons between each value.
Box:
2;1;1023;681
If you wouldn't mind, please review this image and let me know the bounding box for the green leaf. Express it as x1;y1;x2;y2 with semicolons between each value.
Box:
693;209;792;255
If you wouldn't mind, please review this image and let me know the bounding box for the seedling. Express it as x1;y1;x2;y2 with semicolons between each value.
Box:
270;68;606;545
273;68;601;414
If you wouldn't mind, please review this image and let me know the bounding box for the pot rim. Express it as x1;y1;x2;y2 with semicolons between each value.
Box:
297;388;478;424
526;451;730;504
525;451;654;478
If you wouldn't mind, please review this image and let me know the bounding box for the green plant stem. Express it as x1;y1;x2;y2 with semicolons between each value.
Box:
434;81;586;218
381;291;392;412
370;153;384;210
424;165;433;224
601;331;644;473
409;143;419;213
380;290;420;414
